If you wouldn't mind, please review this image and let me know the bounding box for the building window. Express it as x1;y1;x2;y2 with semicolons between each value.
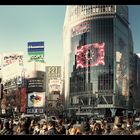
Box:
108;6;111;12
105;6;108;12
96;7;99;13
93;8;95;13
103;6;105;12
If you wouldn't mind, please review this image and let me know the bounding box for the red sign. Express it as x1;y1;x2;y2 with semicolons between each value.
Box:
20;87;27;113
76;42;105;69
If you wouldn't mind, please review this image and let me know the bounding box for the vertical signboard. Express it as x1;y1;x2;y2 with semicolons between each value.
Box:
116;38;128;96
20;87;27;113
28;42;45;63
46;66;62;94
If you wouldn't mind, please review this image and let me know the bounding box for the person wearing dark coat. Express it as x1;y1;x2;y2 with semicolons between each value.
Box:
66;119;75;135
18;121;27;135
56;119;66;135
80;118;90;135
45;121;58;135
110;116;131;135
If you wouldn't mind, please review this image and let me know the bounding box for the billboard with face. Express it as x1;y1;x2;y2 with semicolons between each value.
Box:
28;92;45;107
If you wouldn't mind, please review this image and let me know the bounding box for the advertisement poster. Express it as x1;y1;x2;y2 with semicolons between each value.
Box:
27;78;44;92
2;52;23;67
28;92;45;107
116;38;128;96
49;79;62;93
28;42;45;62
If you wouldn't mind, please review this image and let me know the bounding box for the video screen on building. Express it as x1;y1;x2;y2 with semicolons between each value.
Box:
76;42;105;69
27;92;45;107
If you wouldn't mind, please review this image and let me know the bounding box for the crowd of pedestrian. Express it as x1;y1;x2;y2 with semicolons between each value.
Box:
0;115;140;135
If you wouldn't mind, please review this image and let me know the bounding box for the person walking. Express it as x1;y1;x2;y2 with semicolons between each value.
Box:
125;117;134;134
80;118;90;135
56;119;66;135
45;120;58;135
110;116;130;135
66;119;75;135
103;124;111;135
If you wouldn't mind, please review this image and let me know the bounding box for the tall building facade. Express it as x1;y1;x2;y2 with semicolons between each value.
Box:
25;41;46;114
0;52;24;115
0;48;46;115
63;5;134;118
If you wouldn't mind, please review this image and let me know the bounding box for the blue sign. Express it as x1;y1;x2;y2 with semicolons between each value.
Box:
28;48;44;52
28;42;44;46
28;42;44;52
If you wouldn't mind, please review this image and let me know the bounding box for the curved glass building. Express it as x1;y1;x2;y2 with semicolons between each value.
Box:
63;5;134;118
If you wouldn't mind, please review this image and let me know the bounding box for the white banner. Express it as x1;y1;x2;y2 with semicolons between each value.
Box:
2;52;23;67
49;79;62;93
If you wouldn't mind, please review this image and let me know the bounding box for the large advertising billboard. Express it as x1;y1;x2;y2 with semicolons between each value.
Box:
27;92;45;107
20;87;27;113
27;78;44;92
1;52;23;67
116;38;128;96
76;42;105;69
28;41;45;62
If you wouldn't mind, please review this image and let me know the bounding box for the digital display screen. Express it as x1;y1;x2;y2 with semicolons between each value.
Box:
28;92;45;107
76;42;105;69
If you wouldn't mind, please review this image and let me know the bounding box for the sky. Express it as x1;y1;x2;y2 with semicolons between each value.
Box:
0;5;139;66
